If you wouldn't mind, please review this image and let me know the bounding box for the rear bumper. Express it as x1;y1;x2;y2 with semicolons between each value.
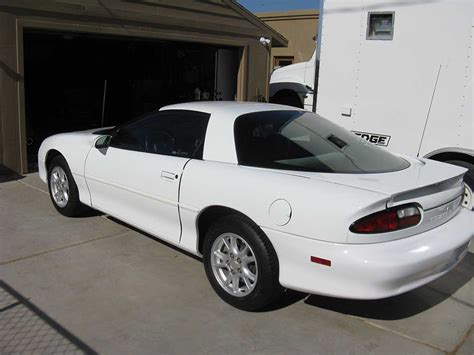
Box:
264;208;473;299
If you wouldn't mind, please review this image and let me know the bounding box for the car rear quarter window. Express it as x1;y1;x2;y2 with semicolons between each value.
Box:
234;111;410;174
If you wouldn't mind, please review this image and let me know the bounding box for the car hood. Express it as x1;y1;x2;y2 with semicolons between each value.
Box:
71;127;115;136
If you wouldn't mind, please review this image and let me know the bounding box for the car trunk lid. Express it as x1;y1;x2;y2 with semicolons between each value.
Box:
305;157;467;243
307;157;466;210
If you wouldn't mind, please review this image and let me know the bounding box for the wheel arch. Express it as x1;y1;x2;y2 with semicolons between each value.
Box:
269;82;310;97
425;148;474;190
273;88;298;96
196;205;260;255
45;149;64;171
270;88;304;109
424;148;474;165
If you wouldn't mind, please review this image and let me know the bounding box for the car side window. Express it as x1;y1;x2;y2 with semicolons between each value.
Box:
110;110;210;159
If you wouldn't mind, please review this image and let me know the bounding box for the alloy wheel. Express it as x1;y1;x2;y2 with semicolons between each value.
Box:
50;166;69;208
210;232;258;297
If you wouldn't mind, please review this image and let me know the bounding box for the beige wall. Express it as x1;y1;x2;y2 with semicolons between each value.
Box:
258;9;318;67
0;0;286;173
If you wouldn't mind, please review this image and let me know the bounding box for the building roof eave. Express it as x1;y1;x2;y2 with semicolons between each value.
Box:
224;0;289;47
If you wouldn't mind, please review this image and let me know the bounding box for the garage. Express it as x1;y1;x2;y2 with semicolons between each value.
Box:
24;29;239;169
0;0;288;173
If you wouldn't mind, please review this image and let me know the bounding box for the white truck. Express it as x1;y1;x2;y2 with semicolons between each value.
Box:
270;0;474;180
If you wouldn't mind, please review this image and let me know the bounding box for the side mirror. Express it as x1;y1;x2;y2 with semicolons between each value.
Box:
95;135;112;149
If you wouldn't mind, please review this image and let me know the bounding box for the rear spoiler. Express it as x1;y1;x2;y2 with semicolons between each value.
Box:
386;175;465;210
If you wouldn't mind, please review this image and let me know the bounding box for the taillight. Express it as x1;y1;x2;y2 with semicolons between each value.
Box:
350;205;421;234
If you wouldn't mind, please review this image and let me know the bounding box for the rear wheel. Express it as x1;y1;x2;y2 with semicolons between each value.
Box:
203;215;283;311
48;155;85;217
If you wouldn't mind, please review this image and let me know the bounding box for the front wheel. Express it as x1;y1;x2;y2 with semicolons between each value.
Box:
48;155;85;217
203;215;283;311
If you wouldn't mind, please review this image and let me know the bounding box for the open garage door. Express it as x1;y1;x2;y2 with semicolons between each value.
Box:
23;29;239;171
215;49;239;101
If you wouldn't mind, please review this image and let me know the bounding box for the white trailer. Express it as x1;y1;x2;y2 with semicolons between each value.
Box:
270;0;473;174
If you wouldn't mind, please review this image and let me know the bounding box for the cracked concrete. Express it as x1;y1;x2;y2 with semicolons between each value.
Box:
1;171;472;354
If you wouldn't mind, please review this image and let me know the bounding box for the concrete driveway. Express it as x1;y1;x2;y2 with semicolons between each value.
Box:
1;168;472;354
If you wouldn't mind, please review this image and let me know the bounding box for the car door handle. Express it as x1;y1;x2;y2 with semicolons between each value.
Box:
161;171;178;181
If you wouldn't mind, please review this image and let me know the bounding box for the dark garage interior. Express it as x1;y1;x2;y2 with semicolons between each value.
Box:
23;29;239;170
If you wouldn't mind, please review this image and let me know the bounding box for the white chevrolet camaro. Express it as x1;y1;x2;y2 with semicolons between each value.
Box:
38;102;473;310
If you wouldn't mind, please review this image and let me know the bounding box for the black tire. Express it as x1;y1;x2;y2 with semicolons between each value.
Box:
203;214;284;311
47;155;85;217
270;90;304;109
446;160;474;190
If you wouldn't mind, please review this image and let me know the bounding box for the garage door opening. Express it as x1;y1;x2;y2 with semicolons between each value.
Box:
23;29;240;171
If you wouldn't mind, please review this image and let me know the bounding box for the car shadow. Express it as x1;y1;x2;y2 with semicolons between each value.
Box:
80;208;104;218
304;252;473;320
105;216;202;262
256;289;308;312
100;217;309;311
102;215;473;317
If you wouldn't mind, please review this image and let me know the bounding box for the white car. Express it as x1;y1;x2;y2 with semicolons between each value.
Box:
38;102;473;311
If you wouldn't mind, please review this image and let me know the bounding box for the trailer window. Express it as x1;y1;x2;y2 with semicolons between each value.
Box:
367;12;395;40
234;111;410;174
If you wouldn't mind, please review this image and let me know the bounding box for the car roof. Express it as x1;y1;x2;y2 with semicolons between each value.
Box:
160;101;303;118
159;101;306;164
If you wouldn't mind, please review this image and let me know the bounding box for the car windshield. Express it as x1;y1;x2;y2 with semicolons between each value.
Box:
234;110;410;174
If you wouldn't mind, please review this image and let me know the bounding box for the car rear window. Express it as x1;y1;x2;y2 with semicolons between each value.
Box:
234;111;409;174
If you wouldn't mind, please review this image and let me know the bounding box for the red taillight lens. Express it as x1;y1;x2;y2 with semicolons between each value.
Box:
350;205;421;234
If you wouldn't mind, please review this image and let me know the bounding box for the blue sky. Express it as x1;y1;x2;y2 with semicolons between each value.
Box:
238;0;319;13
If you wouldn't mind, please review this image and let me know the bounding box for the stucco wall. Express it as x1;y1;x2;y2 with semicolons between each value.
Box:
258;9;318;65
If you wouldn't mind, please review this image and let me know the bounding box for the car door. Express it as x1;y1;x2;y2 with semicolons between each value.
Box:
84;110;210;244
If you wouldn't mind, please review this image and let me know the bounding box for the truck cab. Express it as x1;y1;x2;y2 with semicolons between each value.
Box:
270;50;315;110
